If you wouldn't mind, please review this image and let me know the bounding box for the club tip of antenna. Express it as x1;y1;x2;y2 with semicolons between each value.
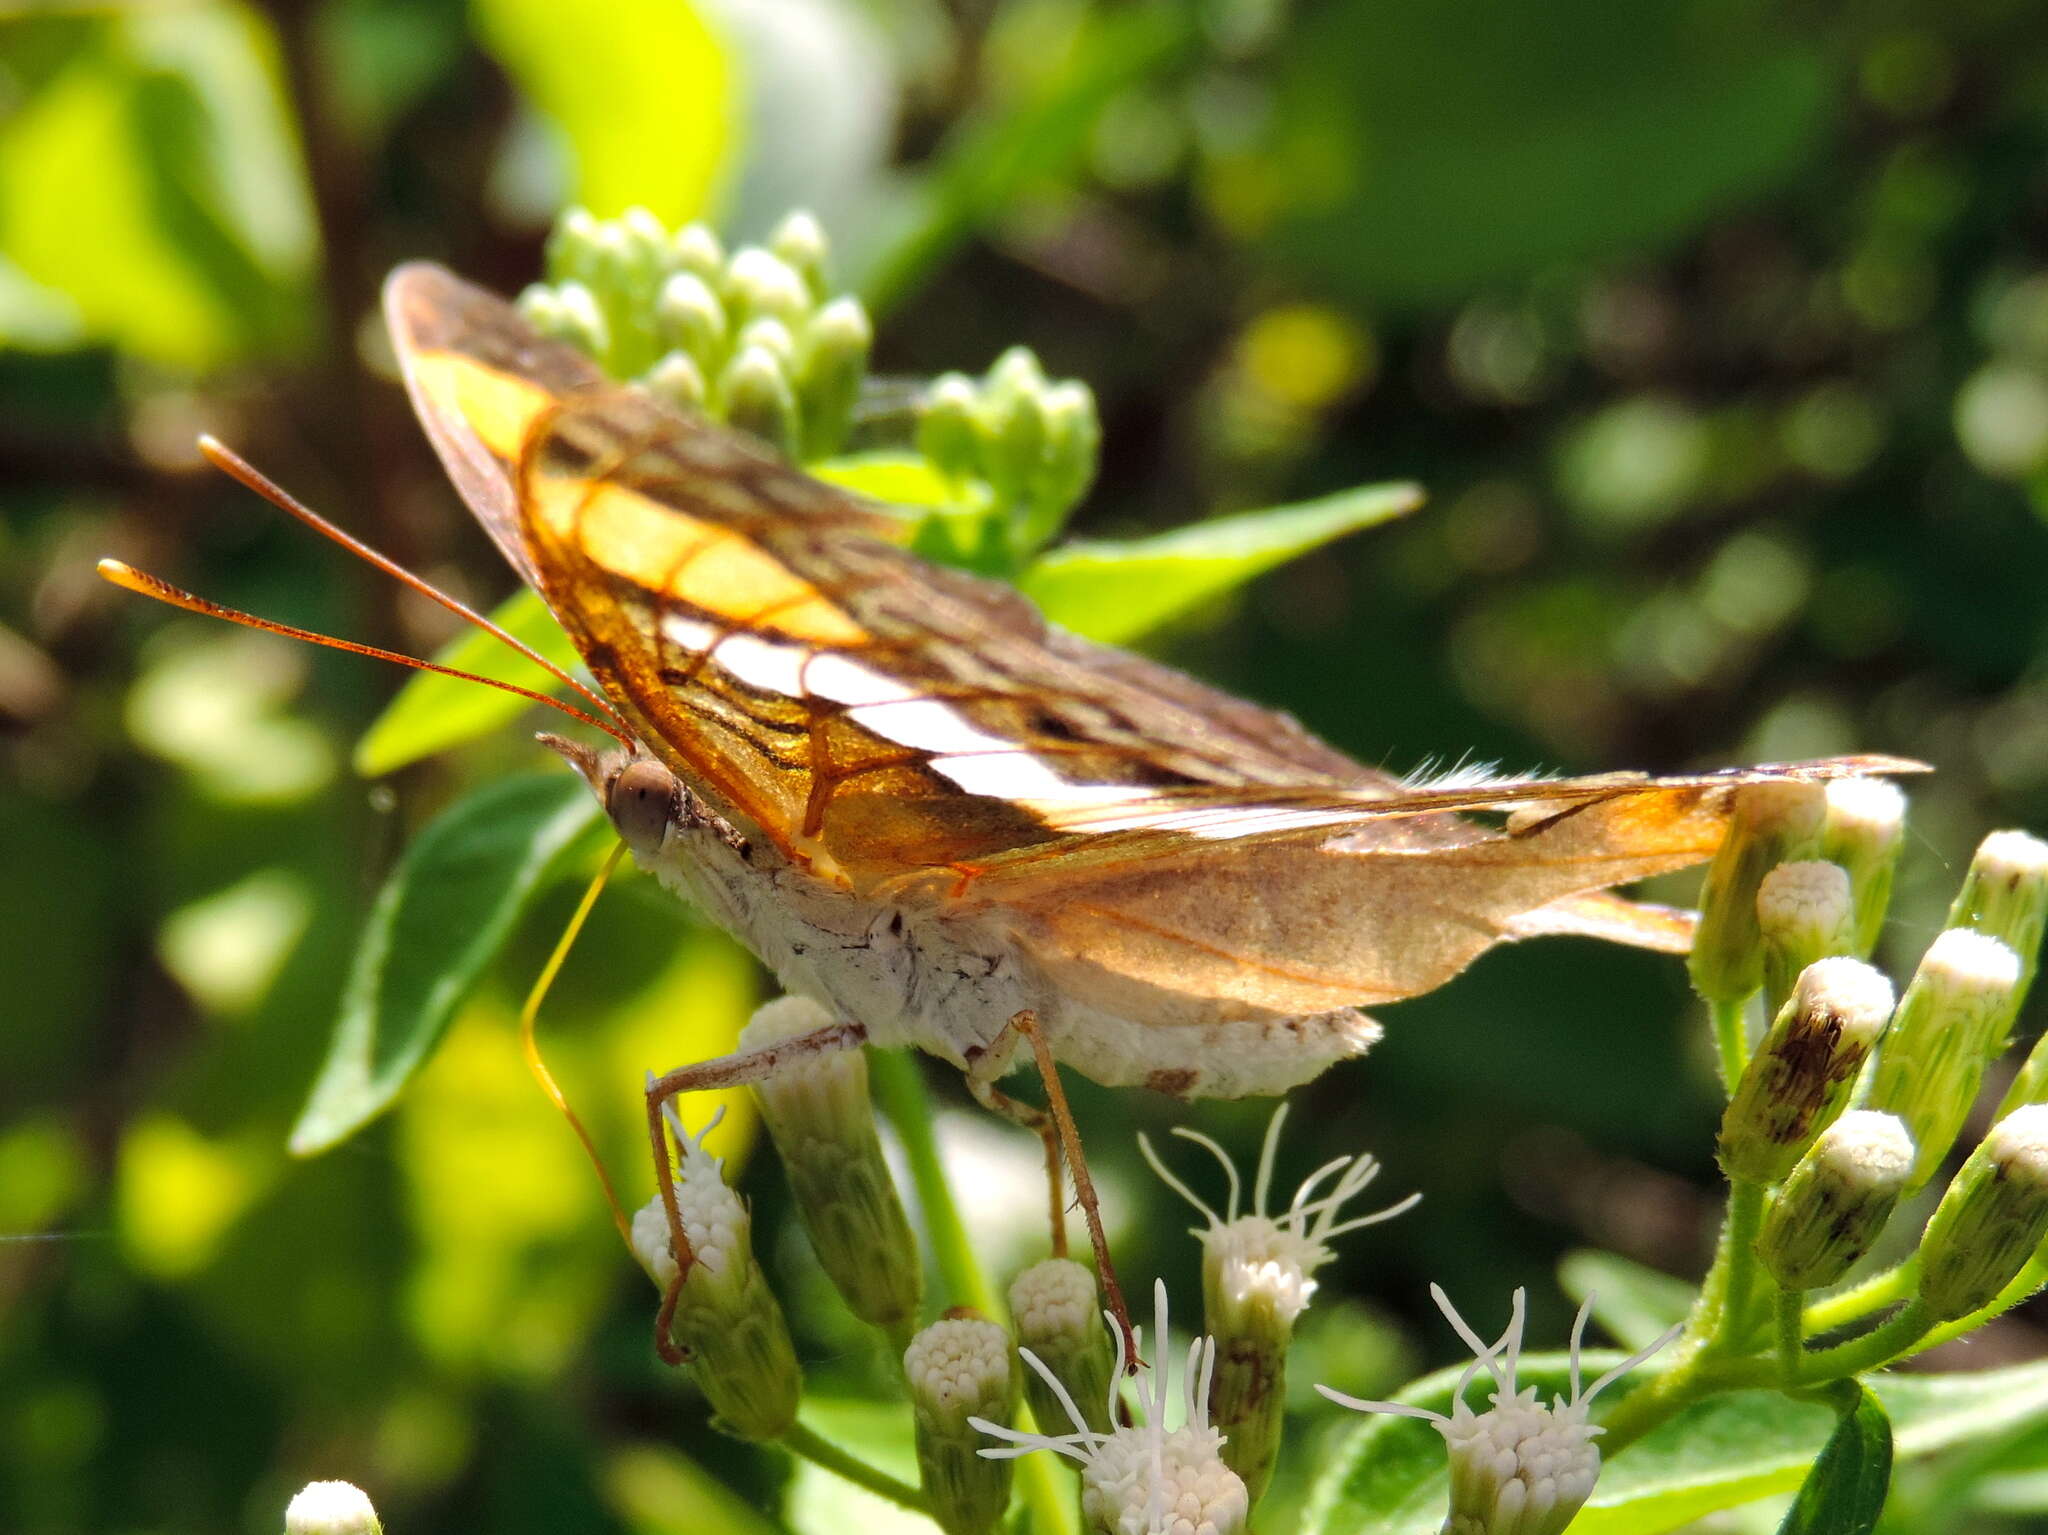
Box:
96;557;140;586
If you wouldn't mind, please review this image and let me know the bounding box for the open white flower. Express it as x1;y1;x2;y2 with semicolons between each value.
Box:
1318;1287;1681;1535
1140;1104;1419;1328
974;1280;1249;1535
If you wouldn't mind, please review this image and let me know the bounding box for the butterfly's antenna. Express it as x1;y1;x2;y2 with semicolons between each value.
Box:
194;435;634;743
520;839;635;1247
96;558;634;748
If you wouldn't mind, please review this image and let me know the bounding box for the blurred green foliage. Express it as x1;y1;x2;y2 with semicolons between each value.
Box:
10;0;2048;1531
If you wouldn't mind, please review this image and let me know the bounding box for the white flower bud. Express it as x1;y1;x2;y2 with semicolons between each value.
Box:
284;1481;380;1535
1010;1259;1115;1436
919;374;984;484
645;349;708;413
742;997;921;1334
655;271;728;373
1947;830;2048;980
632;1102;801;1440
1318;1287;1681;1535
544;205;603;286
1757;1111;1915;1291
1718;957;1893;1184
768;209;831;297
1820;777;1907;957
1756;861;1856;1015
737;315;797;366
796;296;872;461
723;246;812;329
720;344;802;460
1919;1104;2048;1321
1016;378;1100;551
909;1316;1017;1535
518;280;610;364
671;221;726;283
1690;781;1828;1003
1865;928;2023;1189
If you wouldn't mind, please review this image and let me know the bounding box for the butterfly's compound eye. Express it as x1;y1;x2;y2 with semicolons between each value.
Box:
608;759;681;856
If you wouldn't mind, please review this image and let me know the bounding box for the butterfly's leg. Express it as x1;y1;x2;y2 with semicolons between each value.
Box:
643;1018;867;1363
965;1073;1068;1259
970;1009;1135;1361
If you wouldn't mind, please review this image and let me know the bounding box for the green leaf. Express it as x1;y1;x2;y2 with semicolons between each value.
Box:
1264;0;1833;307
1303;1357;2048;1535
858;3;1190;314
1560;1249;1698;1351
289;772;605;1155
810;450;975;514
1776;1384;1892;1535
471;0;732;224
0;6;317;367
1019;480;1422;644
352;588;585;777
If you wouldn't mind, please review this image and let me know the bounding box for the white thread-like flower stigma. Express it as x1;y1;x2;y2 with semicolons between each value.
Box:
1139;1104;1419;1326
974;1280;1250;1535
1318;1287;1681;1535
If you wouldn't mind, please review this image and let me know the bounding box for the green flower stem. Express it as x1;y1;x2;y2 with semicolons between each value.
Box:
1903;1251;2048;1358
869;1050;1077;1535
1595;1353;1775;1456
871;1050;1002;1319
1803;1259;1917;1335
1798;1299;1934;1380
783;1420;929;1513
1711;995;1752;1094
1710;1179;1770;1353
1774;1290;1805;1380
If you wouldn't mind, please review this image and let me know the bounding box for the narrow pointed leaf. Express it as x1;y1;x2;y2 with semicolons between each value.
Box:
289;772;604;1155
1775;1384;1892;1535
1019;480;1423;644
352;588;584;777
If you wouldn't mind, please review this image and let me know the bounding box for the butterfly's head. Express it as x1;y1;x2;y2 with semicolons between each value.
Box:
538;731;753;865
607;757;684;858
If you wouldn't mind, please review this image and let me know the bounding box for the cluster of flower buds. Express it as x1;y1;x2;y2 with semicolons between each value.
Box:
629;1102;802;1441
1699;788;2048;1329
520;207;872;463
917;347;1101;564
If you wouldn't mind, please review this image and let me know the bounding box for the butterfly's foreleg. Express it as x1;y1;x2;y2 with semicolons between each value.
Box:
643;1017;868;1364
965;1071;1068;1260
969;1009;1134;1362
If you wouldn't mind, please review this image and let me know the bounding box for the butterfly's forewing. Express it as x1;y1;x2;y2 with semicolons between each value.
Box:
385;265;1485;874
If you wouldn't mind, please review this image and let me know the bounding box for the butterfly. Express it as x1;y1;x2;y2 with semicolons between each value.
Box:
378;259;1919;1101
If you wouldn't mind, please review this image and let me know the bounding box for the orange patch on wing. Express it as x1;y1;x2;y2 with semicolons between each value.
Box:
536;477;867;646
409;350;555;460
